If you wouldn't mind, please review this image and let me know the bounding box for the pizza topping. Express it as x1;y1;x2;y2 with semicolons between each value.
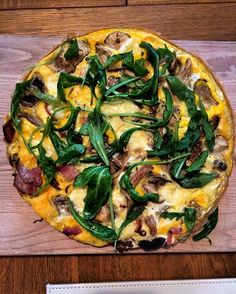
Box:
105;31;131;50
177;58;192;81
96;44;111;64
194;79;218;106
139;237;166;251
14;164;42;195
95;205;110;223
58;165;79;182
54;39;90;73
18;112;42;126
131;165;152;186
31;76;46;93
3;118;15;143
9;153;19;167
214;135;228;152
52;195;69;215
213;160;227;171
115;240;134;253
63;226;81;236
145;215;157;235
211;115;220;130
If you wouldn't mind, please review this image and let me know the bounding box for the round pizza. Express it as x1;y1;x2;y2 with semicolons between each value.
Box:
3;28;234;252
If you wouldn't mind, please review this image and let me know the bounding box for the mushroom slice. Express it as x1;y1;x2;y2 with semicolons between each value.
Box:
54;39;90;73
105;31;131;50
52;195;69;216
194;79;218;107
96;44;111;64
178;58;192;80
214;135;228;153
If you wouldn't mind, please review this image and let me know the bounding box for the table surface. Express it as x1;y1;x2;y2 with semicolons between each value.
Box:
0;1;236;293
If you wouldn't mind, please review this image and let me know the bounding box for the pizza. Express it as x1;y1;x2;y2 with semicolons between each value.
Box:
3;28;234;252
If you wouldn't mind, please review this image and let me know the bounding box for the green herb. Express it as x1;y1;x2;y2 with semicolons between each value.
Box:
117;206;145;237
64;39;79;60
170;155;188;179
157;44;174;76
68;199;117;242
74;166;112;220
122;53;148;76
161;207;197;231
57;72;84;103
139;41;159;105
54;105;80;132
167;75;197;117
193;207;218;241
117;127;141;152
105;51;133;68
105;76;141;97
87;112;109;166
178;172;217;188
186;150;209;173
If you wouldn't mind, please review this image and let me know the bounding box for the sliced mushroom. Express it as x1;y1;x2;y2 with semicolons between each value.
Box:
52;195;69;216
145;215;157;236
186;140;202;166
96;44;111;64
194;79;218;107
31;75;46;93
54;40;90;73
178;58;192;80
214;135;228;153
105;31;130;50
109;152;128;177
106;76;120;88
18;112;42;126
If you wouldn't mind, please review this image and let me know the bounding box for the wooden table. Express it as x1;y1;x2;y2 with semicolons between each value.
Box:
0;1;236;293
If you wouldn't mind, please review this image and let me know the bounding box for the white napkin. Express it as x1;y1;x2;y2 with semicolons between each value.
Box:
47;278;236;294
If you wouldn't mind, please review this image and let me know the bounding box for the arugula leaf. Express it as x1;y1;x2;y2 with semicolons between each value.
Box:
37;144;57;182
161;207;197;231
122;53;148;76
29;88;59;106
125;87;173;128
57;72;84;103
186;150;209;173
170;155;188;179
84;55;106;98
117;206;145;237
167;75;197;117
68;199;117;242
178;172;217;188
105;51;133;68
87;112;109;166
184;207;197;230
74;166;112;220
139;41;159;105
117;127;141;152
160;211;184;220
199;100;215;152
55;144;85;165
157;44;174;76
193;207;218;241
64;39;79;60
105;76;141;97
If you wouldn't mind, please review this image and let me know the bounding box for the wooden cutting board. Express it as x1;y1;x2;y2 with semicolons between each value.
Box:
0;35;235;256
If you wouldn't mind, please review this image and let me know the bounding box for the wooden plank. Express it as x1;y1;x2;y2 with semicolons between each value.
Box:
0;3;236;40
0;0;126;10
0;35;236;255
128;0;236;5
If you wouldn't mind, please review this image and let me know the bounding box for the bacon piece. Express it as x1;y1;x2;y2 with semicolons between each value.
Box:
3;118;15;143
58;165;79;182
63;227;81;236
14;164;42;195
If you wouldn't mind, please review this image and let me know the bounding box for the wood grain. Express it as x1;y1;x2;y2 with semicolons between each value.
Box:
0;254;235;294
0;0;126;10
128;0;236;5
0;3;236;40
0;35;235;256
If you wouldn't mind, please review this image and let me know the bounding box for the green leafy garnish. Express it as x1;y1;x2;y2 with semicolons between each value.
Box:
117;206;145;237
64;39;79;60
74;166;112;220
186;150;209;173
161;207;197;230
87;112;109;166
193;207;218;241
177;173;217;188
68;199;117;242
